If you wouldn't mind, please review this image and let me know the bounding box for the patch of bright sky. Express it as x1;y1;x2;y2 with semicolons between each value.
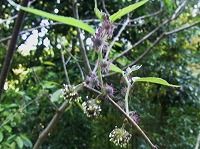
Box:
18;19;52;56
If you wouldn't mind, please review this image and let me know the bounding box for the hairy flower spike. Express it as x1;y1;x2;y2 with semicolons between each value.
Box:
109;126;132;148
82;99;101;118
92;14;114;51
105;84;114;97
100;60;111;73
85;73;99;88
62;84;81;103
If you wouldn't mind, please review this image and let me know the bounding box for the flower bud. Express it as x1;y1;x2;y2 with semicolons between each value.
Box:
82;99;101;118
62;84;81;103
109;126;132;148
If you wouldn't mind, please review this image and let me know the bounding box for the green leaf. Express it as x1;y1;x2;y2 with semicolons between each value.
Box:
16;136;23;149
110;0;149;22
94;0;103;20
0;132;3;142
135;77;180;87
20;134;33;147
50;89;62;102
20;7;95;34
3;125;12;133
110;63;123;73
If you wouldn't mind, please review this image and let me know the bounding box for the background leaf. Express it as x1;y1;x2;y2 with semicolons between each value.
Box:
135;77;180;87
110;0;149;22
20;7;95;34
50;89;62;102
110;63;123;73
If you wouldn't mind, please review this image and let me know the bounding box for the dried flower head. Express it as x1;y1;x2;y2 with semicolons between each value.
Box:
92;14;114;51
102;15;114;38
109;126;132;148
82;99;101;118
85;73;99;88
129;111;140;124
62;84;81;103
100;60;111;73
105;84;114;97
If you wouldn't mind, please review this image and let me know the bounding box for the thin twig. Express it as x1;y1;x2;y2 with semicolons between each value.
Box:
33;101;71;149
126;20;200;67
107;96;157;149
60;49;71;85
73;0;92;74
105;17;129;60
84;83;157;148
111;0;187;62
67;51;85;80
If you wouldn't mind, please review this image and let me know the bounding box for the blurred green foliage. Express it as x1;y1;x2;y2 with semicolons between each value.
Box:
0;0;200;148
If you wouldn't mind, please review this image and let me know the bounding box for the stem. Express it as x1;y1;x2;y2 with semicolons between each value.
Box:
73;0;92;74
60;49;70;85
97;51;103;88
125;83;131;114
33;101;71;149
107;96;157;149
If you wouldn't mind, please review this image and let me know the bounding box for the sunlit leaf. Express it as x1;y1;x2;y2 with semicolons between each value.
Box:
94;0;103;20
50;89;62;102
20;7;95;34
135;77;180;87
0;132;3;142
16;136;23;149
20;134;33;147
110;63;123;73
110;0;149;22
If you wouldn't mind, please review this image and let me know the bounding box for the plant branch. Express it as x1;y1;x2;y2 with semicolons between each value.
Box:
0;0;29;97
106;96;157;149
33;101;71;149
111;0;187;62
126;20;200;67
84;84;157;148
105;17;129;60
73;1;92;74
60;49;71;85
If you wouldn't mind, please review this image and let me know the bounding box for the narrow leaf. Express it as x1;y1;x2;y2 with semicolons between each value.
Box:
20;7;95;34
110;63;123;73
0;132;3;142
110;0;149;22
135;77;180;87
94;0;103;20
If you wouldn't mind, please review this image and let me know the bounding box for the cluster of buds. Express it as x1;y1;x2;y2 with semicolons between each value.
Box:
82;99;101;118
109;126;132;148
85;73;99;88
92;15;114;51
62;84;81;103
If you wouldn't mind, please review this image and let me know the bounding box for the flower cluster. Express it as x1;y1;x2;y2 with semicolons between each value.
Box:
62;84;81;103
109;126;132;148
85;73;99;88
82;99;101;118
92;15;114;51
